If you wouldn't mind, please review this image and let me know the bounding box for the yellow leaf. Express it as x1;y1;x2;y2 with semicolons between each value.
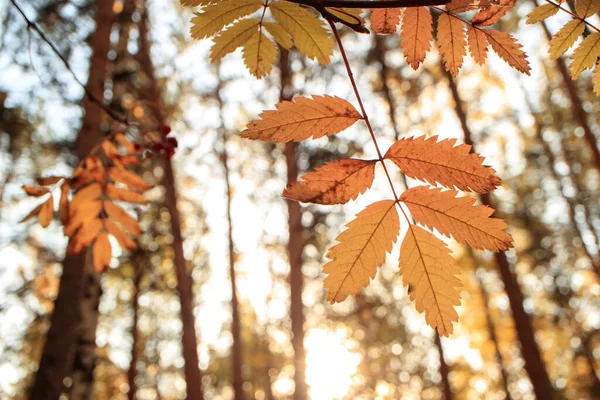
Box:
210;18;259;63
549;20;585;60
243;31;278;79
105;219;137;251
593;63;600;95
106;183;148;205
270;1;334;65
263;22;293;50
526;3;559;24
64;200;103;237
370;8;401;35
400;7;433;70
104;201;142;236
467;26;488;65
437;13;467;76
384;135;501;194
485;29;531;74
39;196;54;228
570;32;600;79
59;183;70;225
323;200;400;303
400;186;513;251
93;233;112;273
575;0;600;17
283;158;377;205
69;218;102;254
71;182;102;209
190;0;261;39
325;7;365;30
241;95;363;143
108;167;152;192
22;185;50;197
400;225;461;336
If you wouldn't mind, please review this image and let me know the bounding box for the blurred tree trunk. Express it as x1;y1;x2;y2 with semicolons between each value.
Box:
30;2;115;399
280;50;307;400
535;0;600;171
128;261;143;400
216;83;244;400
434;333;452;400
137;3;203;398
443;69;556;400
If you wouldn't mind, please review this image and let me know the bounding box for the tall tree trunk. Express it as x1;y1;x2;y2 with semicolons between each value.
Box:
280;50;307;400
216;85;244;400
30;2;115;398
443;69;556;400
128;261;142;400
535;0;600;171
434;333;452;400
137;4;203;399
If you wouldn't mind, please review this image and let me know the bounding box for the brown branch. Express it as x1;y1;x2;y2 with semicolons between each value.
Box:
9;0;129;125
291;0;449;8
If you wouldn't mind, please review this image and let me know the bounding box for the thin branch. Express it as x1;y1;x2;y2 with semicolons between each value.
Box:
543;0;600;33
9;0;129;125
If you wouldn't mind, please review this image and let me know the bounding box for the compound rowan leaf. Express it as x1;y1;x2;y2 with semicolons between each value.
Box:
105;219;137;251
190;0;261;40
270;1;334;65
437;13;467;76
400;225;461;336
467;26;488;65
471;0;515;27
570;32;600;79
370;8;401;34
241;95;363;143
210;18;259;63
243;31;278;79
93;233;112;273
104;201;142;236
108;168;152;192
485;30;531;74
106;184;148;205
549;20;585;60
526;3;559;24
263;22;293;50
575;0;600;18
39;196;54;228
384;135;501;194
283;158;377;205
323;200;400;303
400;186;513;251
400;7;433;70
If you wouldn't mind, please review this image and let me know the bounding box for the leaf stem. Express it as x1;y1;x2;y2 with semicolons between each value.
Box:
328;20;400;202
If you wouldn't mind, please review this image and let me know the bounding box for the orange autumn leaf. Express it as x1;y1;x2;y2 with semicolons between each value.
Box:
59;183;70;225
64;200;102;237
400;225;461;336
39;196;54;228
401;186;513;251
323;200;400;303
467;25;489;65
283;158;376;205
384;135;501;194
104;201;142;236
400;7;433;70
108;168;152;192
484;29;531;75
22;185;50;197
69;218;103;254
471;0;515;27
241;95;362;143
93;233;112;273
105;219;137;251
437;13;467;76
106;184;148;205
370;8;401;34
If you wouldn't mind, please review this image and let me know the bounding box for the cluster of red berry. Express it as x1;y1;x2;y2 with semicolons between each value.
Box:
152;125;178;159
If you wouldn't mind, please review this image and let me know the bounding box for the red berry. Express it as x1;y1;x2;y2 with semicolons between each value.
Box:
166;137;178;148
161;125;172;135
152;142;164;152
162;143;174;153
134;143;143;151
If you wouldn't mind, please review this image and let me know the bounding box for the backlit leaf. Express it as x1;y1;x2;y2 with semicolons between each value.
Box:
400;225;461;336
105;219;137;251
93;233;112;273
210;18;259;63
242;31;278;79
575;0;600;18
323;200;400;303
39;196;54;228
437;13;467;76
190;0;261;40
526;3;559;24
283;158;376;205
549;20;585;60
570;32;600;79
467;26;488;65
106;184;148;205
485;29;531;74
104;201;142;236
400;7;433;70
401;186;513;251
370;8;401;34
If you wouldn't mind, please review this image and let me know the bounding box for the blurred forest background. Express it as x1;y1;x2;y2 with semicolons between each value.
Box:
0;0;599;399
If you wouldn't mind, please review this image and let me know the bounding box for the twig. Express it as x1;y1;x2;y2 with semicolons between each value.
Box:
9;0;129;125
291;0;449;8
